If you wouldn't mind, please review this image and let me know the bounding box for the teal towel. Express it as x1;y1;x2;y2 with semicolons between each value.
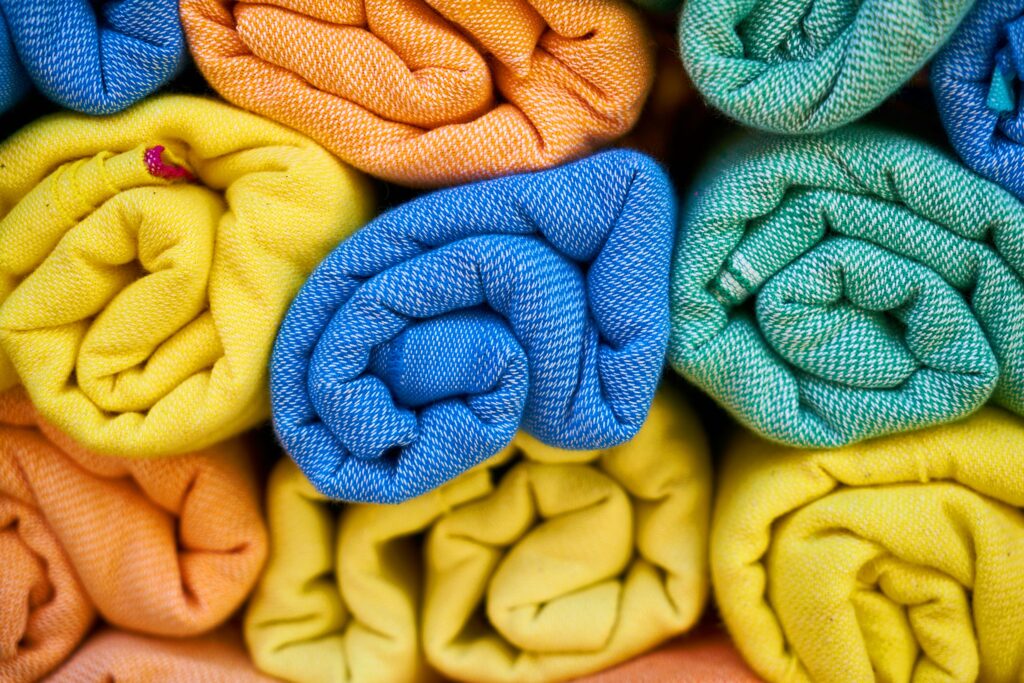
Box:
679;0;972;133
668;127;1024;447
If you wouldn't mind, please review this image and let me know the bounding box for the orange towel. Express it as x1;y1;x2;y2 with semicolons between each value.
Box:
180;0;654;187
575;626;763;683
44;627;279;682
0;388;267;682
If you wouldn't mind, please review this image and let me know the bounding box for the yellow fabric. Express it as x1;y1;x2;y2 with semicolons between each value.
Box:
246;388;710;683
0;94;372;457
712;408;1024;683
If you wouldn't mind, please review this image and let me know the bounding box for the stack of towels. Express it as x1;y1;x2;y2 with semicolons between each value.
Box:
2;0;1024;681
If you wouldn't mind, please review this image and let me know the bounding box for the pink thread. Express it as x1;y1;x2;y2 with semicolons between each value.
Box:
144;145;194;181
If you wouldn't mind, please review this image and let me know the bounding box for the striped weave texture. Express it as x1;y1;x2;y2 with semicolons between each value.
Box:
0;0;183;114
680;0;972;133
249;389;708;683
668;127;1024;448
933;0;1024;199
272;150;675;503
181;0;654;187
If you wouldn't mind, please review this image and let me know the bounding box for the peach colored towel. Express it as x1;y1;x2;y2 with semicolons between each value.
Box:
44;627;279;682
0;388;267;682
575;627;763;683
180;0;654;187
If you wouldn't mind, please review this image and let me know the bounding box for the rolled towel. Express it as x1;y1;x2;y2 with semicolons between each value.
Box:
933;0;1024;200
679;0;972;133
180;0;654;187
0;95;373;458
713;408;1024;683
0;0;184;115
271;150;674;503
0;388;267;682
668;126;1024;448
44;627;278;682
247;388;709;683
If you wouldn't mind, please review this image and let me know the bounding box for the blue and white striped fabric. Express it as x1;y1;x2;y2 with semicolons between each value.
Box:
0;0;184;115
271;150;676;503
933;0;1024;199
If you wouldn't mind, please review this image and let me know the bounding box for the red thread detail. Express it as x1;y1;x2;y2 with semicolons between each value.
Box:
144;145;194;181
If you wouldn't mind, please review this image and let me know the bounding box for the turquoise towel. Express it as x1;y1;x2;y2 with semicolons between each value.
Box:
679;0;973;133
668;127;1024;447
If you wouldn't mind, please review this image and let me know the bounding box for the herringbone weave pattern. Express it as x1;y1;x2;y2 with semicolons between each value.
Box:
668;126;1024;447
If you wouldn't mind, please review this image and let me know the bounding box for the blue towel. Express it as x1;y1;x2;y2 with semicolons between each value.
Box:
271;150;676;503
933;0;1024;198
0;0;184;115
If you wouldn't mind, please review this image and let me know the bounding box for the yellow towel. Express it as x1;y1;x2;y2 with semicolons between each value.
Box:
246;387;710;683
713;409;1024;683
0;94;372;458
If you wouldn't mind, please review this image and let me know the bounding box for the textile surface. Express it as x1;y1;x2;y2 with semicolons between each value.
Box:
44;627;279;682
0;388;267;682
247;388;709;683
271;150;674;503
0;95;373;458
0;0;184;114
668;126;1024;448
712;408;1024;683
576;626;762;683
679;0;973;133
933;0;1024;199
180;0;654;187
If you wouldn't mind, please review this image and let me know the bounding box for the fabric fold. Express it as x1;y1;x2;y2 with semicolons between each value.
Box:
44;627;278;682
271;150;674;503
679;0;972;133
933;0;1024;199
0;0;184;115
712;408;1024;683
0;388;267;682
248;387;709;683
180;0;654;187
668;126;1024;448
0;94;373;458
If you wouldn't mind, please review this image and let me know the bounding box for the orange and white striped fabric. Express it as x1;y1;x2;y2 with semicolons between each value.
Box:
0;388;267;682
181;0;654;187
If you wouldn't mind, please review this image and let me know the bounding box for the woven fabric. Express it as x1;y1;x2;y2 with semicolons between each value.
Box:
0;388;267;683
0;95;373;459
44;628;278;682
271;150;674;504
668;126;1024;448
679;0;972;133
713;408;1024;683
247;388;709;683
933;0;1024;200
180;0;654;188
575;627;762;683
0;0;184;115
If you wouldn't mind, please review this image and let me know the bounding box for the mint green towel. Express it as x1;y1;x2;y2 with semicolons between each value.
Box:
668;127;1024;447
679;0;972;133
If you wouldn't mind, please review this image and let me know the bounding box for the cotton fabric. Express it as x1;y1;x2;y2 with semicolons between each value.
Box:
271;150;674;503
933;0;1024;200
668;126;1024;448
44;627;278;682
0;95;372;458
180;0;654;187
248;388;709;683
0;388;267;682
679;0;973;133
713;408;1024;683
0;0;184;115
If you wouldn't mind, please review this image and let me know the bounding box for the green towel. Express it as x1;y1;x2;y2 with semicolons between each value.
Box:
668;126;1024;448
679;0;972;133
